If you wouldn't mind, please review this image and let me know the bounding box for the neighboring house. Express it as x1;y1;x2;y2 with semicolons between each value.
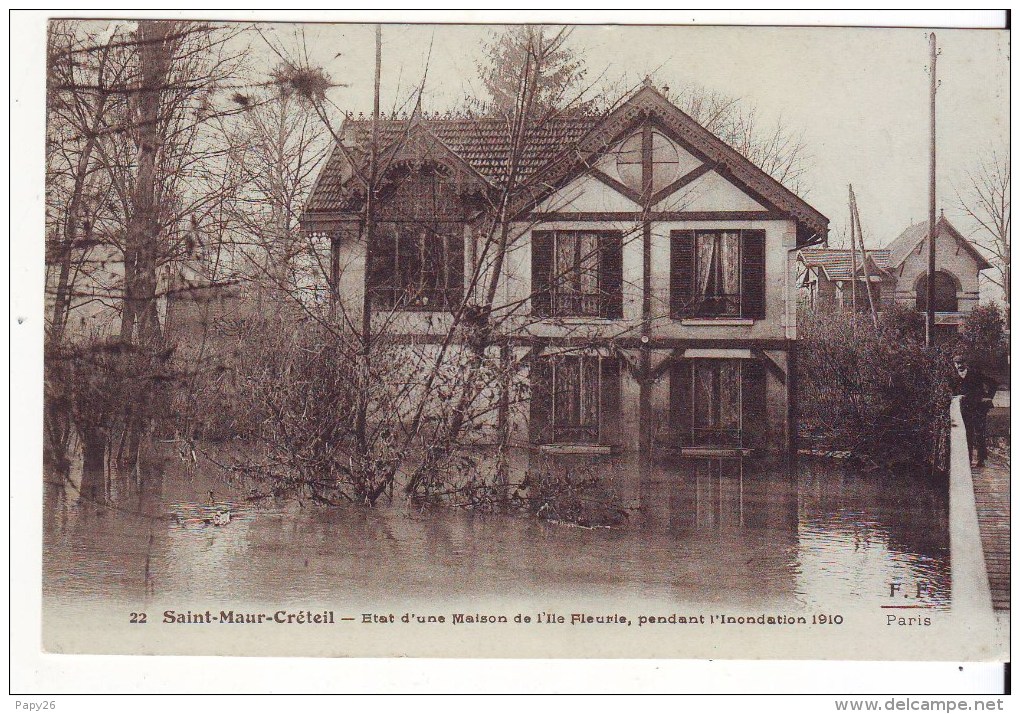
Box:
163;263;247;359
45;241;173;341
796;247;893;313
301;82;829;456
45;222;235;345
798;215;991;329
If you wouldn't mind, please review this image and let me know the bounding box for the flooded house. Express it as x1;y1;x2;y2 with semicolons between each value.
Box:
797;214;991;330
300;81;830;458
45;223;241;346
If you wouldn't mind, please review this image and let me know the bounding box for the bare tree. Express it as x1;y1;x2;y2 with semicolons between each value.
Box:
220;63;332;298
44;19;255;496
958;147;1010;305
204;26;634;510
668;82;811;192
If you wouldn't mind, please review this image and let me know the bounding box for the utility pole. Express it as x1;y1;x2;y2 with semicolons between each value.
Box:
925;32;938;345
849;184;878;327
356;24;382;447
848;188;858;314
361;24;382;348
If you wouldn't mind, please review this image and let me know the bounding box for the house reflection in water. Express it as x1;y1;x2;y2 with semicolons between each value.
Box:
44;448;949;610
514;449;949;607
636;456;798;536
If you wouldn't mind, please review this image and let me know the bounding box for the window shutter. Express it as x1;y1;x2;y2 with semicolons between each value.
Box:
531;232;553;317
741;229;766;319
529;356;554;444
669;359;693;446
670;230;695;317
741;359;767;449
599;232;624;319
599;357;622;445
368;222;397;308
446;227;464;309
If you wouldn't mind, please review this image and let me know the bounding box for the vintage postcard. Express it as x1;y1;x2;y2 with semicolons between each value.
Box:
32;15;1009;664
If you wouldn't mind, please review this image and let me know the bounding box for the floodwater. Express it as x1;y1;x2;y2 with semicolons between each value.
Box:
42;447;951;613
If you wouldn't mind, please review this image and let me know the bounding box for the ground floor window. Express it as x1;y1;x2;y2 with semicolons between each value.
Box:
552;356;600;443
530;355;621;445
670;358;766;449
691;360;742;446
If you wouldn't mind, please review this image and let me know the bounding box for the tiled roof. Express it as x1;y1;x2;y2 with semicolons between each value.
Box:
303;85;829;243
885;216;993;270
799;248;891;280
886;221;932;267
305;115;598;213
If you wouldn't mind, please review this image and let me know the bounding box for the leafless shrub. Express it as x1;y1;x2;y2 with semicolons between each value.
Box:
798;306;952;474
412;453;629;528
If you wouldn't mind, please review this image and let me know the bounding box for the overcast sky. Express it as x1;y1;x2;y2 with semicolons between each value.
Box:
264;23;1008;252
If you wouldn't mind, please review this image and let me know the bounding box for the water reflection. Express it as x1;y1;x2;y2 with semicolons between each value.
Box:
43;449;950;611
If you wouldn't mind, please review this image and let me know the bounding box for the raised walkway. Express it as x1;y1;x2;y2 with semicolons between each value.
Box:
972;390;1010;612
948;397;994;616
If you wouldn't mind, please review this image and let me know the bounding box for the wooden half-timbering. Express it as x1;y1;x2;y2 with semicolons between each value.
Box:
300;81;828;456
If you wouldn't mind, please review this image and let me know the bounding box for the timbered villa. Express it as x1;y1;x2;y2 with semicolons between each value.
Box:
301;81;829;457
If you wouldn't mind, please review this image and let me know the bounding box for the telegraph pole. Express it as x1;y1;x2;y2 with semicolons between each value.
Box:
848;186;858;314
849;184;878;327
925;32;938;345
356;24;382;447
361;24;382;348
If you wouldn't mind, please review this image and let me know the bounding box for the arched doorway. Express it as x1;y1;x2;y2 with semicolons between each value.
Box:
915;271;959;313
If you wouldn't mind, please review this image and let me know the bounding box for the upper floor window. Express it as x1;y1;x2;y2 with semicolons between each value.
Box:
532;231;623;318
915;271;958;313
671;229;766;319
368;222;464;311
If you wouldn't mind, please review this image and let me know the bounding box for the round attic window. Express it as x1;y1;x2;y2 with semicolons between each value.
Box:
650;131;680;193
615;133;643;191
614;130;681;194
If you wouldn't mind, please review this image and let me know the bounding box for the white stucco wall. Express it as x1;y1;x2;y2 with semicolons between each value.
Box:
892;232;983;315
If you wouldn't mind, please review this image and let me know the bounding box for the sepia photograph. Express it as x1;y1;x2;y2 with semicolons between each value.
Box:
18;10;1010;679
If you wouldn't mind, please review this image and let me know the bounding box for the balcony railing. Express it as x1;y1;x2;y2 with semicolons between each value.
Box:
691;294;741;318
551;292;603;318
552;424;600;444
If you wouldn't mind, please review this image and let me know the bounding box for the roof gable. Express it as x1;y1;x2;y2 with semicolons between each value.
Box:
534;172;643;213
653;169;767;212
885;216;993;271
303;83;830;243
518;85;828;240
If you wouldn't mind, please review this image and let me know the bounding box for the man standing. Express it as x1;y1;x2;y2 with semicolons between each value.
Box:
952;354;997;467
